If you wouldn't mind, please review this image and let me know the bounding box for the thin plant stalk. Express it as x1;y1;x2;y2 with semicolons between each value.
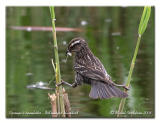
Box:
49;6;65;117
117;6;151;117
117;36;141;117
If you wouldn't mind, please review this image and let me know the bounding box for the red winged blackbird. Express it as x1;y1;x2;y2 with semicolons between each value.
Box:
58;37;128;99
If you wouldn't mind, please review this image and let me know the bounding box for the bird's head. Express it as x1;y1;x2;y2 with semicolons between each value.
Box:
66;37;87;56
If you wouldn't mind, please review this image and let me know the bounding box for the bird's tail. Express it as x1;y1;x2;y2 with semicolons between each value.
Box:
89;81;128;99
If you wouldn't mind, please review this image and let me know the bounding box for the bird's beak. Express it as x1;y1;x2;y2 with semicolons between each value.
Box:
66;50;72;56
65;50;72;63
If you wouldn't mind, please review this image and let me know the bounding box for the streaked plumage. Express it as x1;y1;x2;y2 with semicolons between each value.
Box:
66;37;128;99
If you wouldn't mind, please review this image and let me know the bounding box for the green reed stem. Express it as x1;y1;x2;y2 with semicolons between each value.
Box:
49;6;65;117
117;6;151;117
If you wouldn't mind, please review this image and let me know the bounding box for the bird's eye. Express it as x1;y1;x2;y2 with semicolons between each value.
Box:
70;44;77;49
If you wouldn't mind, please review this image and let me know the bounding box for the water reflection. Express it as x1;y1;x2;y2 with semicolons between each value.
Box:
26;81;54;90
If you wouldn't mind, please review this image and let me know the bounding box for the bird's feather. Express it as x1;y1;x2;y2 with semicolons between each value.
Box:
74;54;113;85
89;80;128;99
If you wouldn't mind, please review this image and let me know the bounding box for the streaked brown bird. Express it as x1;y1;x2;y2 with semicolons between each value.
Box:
58;37;128;99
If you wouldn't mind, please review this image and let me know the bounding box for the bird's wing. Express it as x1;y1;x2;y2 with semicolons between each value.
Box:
74;56;112;84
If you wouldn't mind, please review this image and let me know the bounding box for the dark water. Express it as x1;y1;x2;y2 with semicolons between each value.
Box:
6;7;155;118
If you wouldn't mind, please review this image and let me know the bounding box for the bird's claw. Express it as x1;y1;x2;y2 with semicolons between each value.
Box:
56;80;64;87
123;85;130;90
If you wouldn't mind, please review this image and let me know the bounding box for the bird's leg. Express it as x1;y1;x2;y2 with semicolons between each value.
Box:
112;83;130;90
56;80;77;88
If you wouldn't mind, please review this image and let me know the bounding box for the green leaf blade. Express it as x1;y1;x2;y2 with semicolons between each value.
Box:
138;6;151;35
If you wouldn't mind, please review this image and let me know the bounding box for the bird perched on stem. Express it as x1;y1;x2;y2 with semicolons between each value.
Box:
57;37;128;99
